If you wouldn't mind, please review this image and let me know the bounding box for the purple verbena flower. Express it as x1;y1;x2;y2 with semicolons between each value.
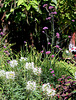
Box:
3;46;6;48
56;45;59;48
49;6;54;9
72;20;75;22
56;32;60;38
46;17;51;20
46;51;51;55
51;55;54;58
50;11;57;15
53;74;55;76
53;11;57;14
24;41;26;44
0;32;3;35
43;4;48;8
51;70;54;73
49;68;52;70
43;27;48;30
42;31;45;33
48;42;51;44
41;50;44;53
68;36;71;38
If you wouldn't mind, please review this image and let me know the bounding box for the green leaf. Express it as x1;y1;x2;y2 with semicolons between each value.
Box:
71;90;76;93
17;0;25;6
10;8;14;12
27;4;31;11
52;0;57;5
51;0;57;9
5;13;11;19
74;12;76;14
43;0;48;1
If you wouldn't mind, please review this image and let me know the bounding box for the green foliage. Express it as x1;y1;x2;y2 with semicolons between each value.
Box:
56;0;76;34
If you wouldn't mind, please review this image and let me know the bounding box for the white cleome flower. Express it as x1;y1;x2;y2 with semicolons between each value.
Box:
26;81;36;91
19;57;27;62
25;62;34;70
33;67;38;75
9;60;18;68
42;83;55;97
38;67;42;74
0;70;6;77
46;88;56;97
42;83;51;92
6;71;15;79
33;67;41;75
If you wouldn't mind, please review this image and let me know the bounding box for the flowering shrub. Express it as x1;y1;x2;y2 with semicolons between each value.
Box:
0;1;75;99
56;75;76;100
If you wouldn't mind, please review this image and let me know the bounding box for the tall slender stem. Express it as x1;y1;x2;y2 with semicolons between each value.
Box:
51;15;55;47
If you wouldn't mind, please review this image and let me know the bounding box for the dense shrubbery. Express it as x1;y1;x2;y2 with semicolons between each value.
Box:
0;0;76;99
0;0;75;51
0;35;76;99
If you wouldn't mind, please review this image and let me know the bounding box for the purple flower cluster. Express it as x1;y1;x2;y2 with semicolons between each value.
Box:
49;6;54;9
55;45;59;48
43;27;48;30
41;50;44;53
56;75;76;100
46;51;51;55
0;32;3;35
72;20;75;22
48;42;51;45
43;4;47;8
24;41;26;44
46;17;51;20
50;11;57;15
49;68;55;76
4;50;10;55
51;55;54;58
68;36;71;38
42;31;45;33
56;32;60;38
3;46;6;48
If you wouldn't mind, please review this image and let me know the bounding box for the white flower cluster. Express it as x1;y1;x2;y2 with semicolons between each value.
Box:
9;60;18;68
25;62;41;75
42;83;55;97
0;70;15;80
6;71;15;79
33;67;41;75
26;81;36;91
25;62;34;70
19;57;27;62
